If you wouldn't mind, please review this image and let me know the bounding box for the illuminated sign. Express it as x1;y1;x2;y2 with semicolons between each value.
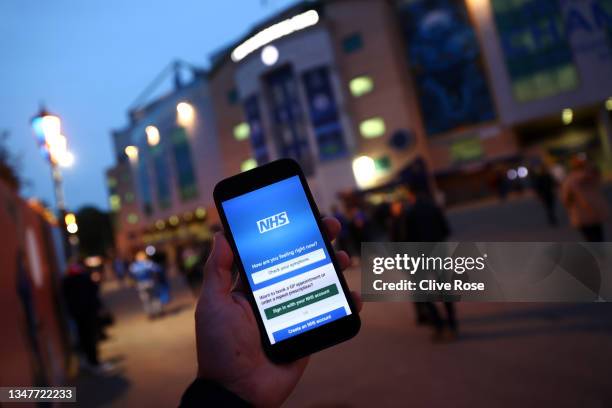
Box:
231;10;319;62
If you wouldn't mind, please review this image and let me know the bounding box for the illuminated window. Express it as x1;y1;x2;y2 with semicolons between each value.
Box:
109;195;121;211
342;33;363;53
107;177;117;188
233;123;250;141
349;76;374;97
127;213;139;224
374;156;391;172
241;158;257;172
171;128;198;201
359;117;386;138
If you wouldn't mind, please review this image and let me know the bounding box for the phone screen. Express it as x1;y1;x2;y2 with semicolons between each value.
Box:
221;175;352;344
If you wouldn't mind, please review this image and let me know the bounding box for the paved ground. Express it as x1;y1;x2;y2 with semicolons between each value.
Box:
75;195;612;407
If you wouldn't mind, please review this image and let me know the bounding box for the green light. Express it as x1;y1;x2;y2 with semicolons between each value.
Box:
349;76;374;97
359;118;386;138
195;207;207;219
109;194;121;211
127;213;139;224
234;123;250;141
605;97;612;111
241;158;257;172
562;108;573;125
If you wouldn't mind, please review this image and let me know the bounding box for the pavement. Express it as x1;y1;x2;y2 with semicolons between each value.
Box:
75;195;612;407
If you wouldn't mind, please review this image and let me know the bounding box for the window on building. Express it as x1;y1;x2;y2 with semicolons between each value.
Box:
342;32;364;53
302;66;347;160
490;0;579;102
374;156;392;173
227;88;239;105
349;75;374;97
171;127;198;201
124;191;135;203
137;154;153;216
395;0;496;134
241;158;257;172
109;194;121;211
243;95;269;165
264;66;314;175
127;213;139;224
360;117;386;138
107;177;117;189
233;122;250;141
151;145;171;209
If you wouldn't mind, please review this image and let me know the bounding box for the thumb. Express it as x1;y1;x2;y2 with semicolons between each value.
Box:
202;232;234;294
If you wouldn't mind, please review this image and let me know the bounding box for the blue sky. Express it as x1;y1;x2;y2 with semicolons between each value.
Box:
0;0;297;211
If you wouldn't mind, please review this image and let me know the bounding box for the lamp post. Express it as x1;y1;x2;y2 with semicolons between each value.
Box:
31;106;75;260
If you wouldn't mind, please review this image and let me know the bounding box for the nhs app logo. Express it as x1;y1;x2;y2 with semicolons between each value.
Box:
257;211;290;234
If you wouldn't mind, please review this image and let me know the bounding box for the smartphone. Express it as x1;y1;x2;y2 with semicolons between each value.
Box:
214;158;361;363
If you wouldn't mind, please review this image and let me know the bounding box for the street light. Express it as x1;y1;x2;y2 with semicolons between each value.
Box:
31;106;76;259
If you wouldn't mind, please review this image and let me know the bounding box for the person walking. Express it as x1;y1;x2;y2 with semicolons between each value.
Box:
62;258;113;374
531;164;558;226
561;156;609;242
403;187;458;341
130;251;163;318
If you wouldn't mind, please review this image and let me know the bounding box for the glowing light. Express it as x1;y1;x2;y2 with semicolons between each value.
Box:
517;166;529;178
231;10;319;62
127;213;139;224
146;125;160;146
507;169;518;180
195;207;206;219
41;115;61;138
177;102;195;126
67;223;78;234
125;145;139;161
360;117;386;138
241;158;257;172
109;195;121;211
64;213;76;225
57;150;75;168
349;76;374;97
84;256;102;268
352;155;377;189
606;97;612;111
155;220;165;230
261;45;279;66
169;215;179;226
562;108;573;125
145;245;156;256
234;123;250;140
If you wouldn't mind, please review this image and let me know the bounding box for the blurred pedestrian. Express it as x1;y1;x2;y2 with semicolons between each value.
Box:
151;249;171;306
347;205;368;256
531;165;558;226
112;256;129;285
181;246;204;296
62;257;113;374
403;187;458;341
130;251;163;318
561;156;609;242
331;205;351;256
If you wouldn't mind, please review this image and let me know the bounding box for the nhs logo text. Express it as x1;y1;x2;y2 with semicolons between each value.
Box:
257;212;290;234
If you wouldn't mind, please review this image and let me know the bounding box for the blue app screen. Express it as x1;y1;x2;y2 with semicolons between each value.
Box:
222;176;351;344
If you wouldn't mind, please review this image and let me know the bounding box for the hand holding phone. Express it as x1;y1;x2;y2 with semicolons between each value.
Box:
194;217;361;407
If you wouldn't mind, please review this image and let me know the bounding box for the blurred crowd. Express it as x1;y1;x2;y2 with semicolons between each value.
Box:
60;153;610;374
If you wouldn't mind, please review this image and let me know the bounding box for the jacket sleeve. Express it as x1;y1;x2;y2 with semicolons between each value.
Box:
179;378;251;407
